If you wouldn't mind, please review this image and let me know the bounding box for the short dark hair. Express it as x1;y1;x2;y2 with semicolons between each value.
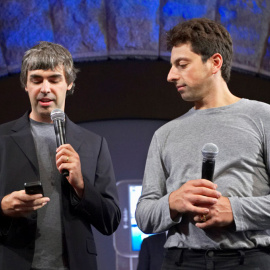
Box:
167;18;233;83
20;41;79;95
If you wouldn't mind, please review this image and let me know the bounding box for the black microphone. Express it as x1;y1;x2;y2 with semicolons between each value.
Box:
50;109;69;177
201;143;219;181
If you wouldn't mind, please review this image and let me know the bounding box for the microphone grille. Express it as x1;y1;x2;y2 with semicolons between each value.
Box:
201;143;219;159
50;109;65;121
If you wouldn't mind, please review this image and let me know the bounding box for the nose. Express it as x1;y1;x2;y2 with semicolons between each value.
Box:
40;80;51;93
167;66;179;83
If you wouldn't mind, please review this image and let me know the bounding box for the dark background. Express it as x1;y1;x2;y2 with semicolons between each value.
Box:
1;59;270;125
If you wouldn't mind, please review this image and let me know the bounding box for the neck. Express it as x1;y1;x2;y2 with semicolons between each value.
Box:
29;111;53;124
194;78;240;110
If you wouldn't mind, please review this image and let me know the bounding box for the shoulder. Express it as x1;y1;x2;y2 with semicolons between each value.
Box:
239;99;270;116
0;120;16;133
66;119;105;145
154;109;193;138
0;114;28;135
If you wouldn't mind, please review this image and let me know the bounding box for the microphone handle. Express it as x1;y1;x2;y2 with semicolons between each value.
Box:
62;169;69;177
202;159;215;181
53;119;69;177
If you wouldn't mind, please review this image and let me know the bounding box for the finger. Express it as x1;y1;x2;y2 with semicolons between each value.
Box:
189;179;218;190
60;155;71;164
15;197;50;209
57;161;71;174
194;214;209;222
18;192;44;202
194;187;221;199
56;150;72;163
56;144;74;154
195;219;214;229
187;204;210;215
34;197;50;205
191;194;218;206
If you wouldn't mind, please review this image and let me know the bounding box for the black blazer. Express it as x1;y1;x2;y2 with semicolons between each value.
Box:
0;112;121;270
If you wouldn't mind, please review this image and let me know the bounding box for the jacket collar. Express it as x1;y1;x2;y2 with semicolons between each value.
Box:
10;111;82;173
11;111;39;175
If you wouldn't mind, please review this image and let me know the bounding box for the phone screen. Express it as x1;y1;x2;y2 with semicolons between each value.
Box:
129;185;151;251
113;180;153;258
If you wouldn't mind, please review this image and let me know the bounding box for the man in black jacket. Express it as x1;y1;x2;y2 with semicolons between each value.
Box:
0;41;121;270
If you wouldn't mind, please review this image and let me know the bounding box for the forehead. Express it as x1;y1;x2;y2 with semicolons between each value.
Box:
27;65;65;78
170;43;200;63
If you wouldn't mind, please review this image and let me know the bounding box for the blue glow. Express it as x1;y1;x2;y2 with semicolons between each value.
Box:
229;0;238;5
111;1;159;49
0;49;6;68
233;45;255;55
150;24;160;43
0;0;269;78
88;24;106;51
163;2;207;18
219;6;237;23
252;0;262;14
116;1;159;19
227;24;260;41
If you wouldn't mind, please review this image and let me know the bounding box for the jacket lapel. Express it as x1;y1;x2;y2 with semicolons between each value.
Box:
65;117;82;152
10;112;39;176
10;114;81;180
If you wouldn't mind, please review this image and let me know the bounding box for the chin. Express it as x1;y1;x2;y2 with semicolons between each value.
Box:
180;95;195;102
38;108;52;118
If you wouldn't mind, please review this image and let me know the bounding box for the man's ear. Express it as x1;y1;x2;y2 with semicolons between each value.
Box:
67;82;73;91
211;53;223;75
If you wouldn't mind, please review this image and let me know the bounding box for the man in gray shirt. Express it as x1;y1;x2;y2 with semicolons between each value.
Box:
136;18;270;269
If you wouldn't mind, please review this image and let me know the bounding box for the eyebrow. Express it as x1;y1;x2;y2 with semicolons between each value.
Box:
29;74;63;80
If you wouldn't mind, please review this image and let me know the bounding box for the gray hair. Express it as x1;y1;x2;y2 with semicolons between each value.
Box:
20;41;79;95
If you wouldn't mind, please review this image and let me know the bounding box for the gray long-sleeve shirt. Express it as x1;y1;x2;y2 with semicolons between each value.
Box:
136;99;270;250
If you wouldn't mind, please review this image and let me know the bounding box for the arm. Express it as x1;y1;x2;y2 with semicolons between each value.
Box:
135;134;220;234
194;106;270;231
229;195;270;231
56;138;121;235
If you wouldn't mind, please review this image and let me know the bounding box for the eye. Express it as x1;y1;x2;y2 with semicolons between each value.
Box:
32;80;42;84
49;80;59;84
179;63;188;69
49;76;62;84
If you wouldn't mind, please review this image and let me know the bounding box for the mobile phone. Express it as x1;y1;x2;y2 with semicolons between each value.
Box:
24;181;44;196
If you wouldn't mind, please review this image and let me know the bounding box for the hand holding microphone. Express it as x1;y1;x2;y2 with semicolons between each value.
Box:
197;143;221;225
51;109;84;197
50;109;69;177
169;143;220;220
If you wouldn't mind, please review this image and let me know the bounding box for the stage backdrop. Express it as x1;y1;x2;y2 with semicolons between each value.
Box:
0;0;270;78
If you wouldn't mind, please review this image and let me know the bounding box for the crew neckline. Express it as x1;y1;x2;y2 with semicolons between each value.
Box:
189;98;246;114
30;118;54;126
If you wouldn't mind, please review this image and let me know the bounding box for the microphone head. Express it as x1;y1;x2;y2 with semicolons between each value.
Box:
201;143;219;159
50;109;65;122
